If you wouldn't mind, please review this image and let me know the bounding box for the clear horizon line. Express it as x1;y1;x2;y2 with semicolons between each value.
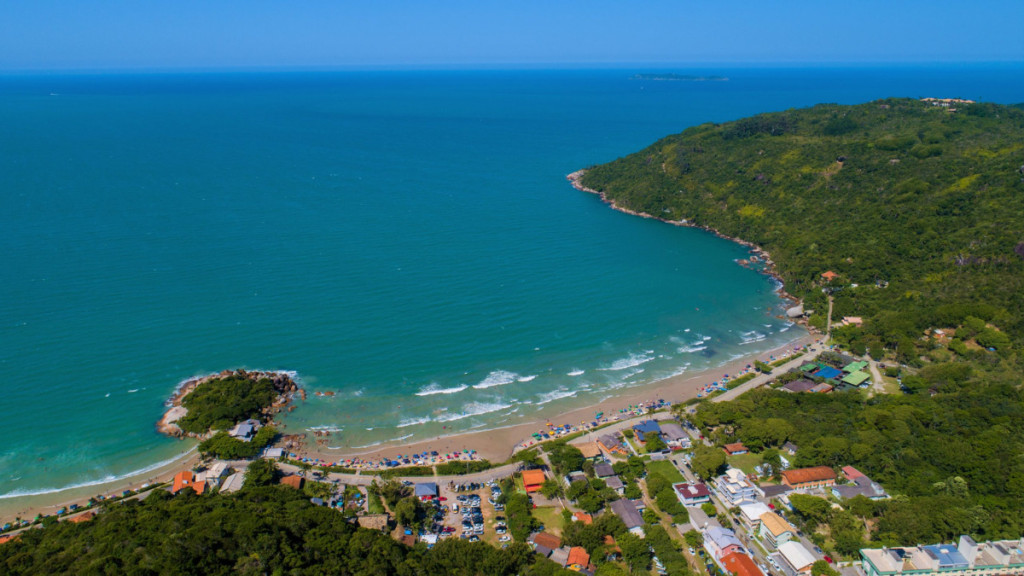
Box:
2;59;1024;75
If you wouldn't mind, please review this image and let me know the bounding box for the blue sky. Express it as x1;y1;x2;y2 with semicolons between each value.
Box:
1;1;1021;70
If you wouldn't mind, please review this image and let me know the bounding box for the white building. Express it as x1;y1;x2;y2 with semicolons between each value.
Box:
714;467;763;506
861;536;1024;576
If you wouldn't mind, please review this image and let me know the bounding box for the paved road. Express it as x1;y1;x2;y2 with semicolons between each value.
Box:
278;461;524;487
710;350;816;403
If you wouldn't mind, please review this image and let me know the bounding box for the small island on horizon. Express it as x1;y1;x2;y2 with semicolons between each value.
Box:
631;73;729;81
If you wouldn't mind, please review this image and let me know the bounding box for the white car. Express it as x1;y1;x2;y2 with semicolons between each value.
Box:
498;535;511;542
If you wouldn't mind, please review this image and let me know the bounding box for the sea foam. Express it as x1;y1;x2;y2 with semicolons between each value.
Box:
600;352;654;371
415;383;468;396
472;370;519;389
435;401;513;422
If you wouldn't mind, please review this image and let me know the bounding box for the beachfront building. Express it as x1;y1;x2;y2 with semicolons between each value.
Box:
758;512;797;549
673;482;711;507
632;420;662;443
598;433;628;456
781;466;836;490
522;469;546;493
228;419;262;442
714;467;763;506
721;552;765;576
778;541;817;574
414;482;438;501
577;442;602;461
861;536;1024;576
659;422;690;447
609;499;645;537
705;526;745;561
171;471;195;495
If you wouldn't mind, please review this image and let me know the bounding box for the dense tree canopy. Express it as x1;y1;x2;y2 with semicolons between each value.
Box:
0;484;573;576
582;99;1024;350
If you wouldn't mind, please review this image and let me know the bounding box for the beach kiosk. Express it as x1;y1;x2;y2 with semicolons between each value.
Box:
522;469;546;493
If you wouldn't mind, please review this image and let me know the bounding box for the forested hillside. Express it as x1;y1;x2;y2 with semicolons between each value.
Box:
581;98;1024;353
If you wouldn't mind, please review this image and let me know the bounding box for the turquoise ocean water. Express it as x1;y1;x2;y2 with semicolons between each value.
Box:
2;66;1022;500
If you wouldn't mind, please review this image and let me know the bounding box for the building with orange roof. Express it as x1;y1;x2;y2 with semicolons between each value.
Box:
0;534;17;545
821;271;839;282
192;481;208;495
574;511;593;525
171;470;195;494
721;551;764;576
567;546;591;569
531;531;562;551
279;475;305;490
781;466;836;489
522;469;546;493
758;511;797;548
724;442;749;455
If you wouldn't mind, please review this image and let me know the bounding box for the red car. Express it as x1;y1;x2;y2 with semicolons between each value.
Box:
438;497;447;502
824;556;833;564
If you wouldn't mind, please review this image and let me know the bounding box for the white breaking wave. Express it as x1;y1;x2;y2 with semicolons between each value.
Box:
600;352;654;371
0;446;197;500
435;401;513;422
397;416;431;428
472;370;519;389
739;331;768;345
307;425;343;433
536;389;577;405
415;382;468;396
517;375;537;382
567;369;585;377
619;367;645;380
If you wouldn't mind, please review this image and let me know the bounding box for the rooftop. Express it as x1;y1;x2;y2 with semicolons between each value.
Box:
779;541;817;570
522;469;546;486
722;552;764;576
609;499;643;529
567;546;591;567
594;463;615;478
576;442;602;459
782;466;836;485
760;511;797;537
531;532;562;550
674;482;711;499
659;422;687;441
633;420;661;435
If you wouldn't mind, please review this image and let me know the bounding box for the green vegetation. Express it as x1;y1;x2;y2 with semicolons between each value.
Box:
582;99;1024;355
643;431;667;452
0;482;575;576
177;373;280;434
435;459;493;475
692;386;1024;546
197;426;276;459
645;460;685;484
545;442;586;475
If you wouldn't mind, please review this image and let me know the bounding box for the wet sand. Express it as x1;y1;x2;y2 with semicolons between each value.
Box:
297;333;816;464
1;332;815;525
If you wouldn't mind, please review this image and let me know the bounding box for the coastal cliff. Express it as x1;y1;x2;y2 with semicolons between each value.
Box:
575;98;1024;350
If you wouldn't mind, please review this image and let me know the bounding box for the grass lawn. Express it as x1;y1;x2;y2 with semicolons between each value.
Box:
531;505;565;537
367;492;385;514
726;452;763;475
646;459;685;484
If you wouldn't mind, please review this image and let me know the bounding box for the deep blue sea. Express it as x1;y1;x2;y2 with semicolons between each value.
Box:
2;65;1022;501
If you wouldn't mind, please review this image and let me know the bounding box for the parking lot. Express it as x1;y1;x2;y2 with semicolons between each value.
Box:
430;480;510;546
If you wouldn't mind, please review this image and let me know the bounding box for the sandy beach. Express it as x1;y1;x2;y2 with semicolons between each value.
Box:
0;331;815;527
293;332;816;465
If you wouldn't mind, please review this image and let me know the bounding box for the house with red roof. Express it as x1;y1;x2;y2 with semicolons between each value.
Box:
171;471;195;494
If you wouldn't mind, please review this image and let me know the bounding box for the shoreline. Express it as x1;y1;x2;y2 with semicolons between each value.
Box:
287;332;815;465
566;170;803;308
1;174;815;523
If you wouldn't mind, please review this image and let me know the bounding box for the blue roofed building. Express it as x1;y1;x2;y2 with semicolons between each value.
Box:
811;366;843;380
414;482;438;500
861;535;1024;576
632;420;662;442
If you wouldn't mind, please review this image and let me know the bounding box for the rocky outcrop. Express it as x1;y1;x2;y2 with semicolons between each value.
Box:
157;369;300;438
